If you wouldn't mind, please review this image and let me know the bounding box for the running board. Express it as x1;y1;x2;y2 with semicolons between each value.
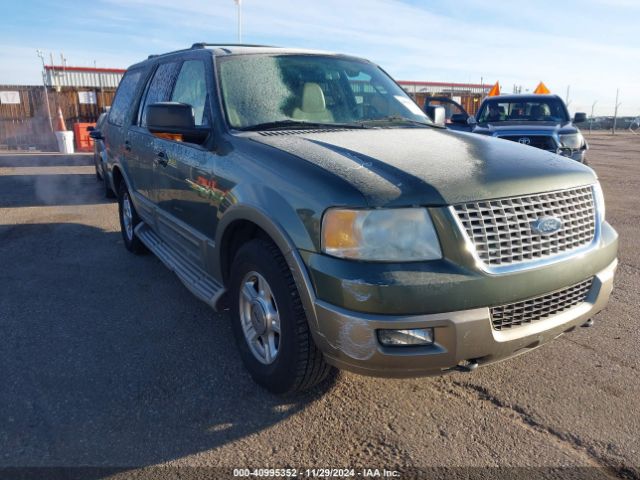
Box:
135;222;225;310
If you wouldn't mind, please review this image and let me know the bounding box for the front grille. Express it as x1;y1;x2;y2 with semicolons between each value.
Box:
453;186;596;268
499;135;557;151
490;278;593;330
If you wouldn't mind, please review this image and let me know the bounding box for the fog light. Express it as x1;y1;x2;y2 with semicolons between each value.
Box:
377;328;433;346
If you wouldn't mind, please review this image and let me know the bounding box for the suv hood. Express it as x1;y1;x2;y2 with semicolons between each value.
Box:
474;121;578;135
250;128;595;207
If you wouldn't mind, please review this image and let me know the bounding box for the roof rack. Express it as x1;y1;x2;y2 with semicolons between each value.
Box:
147;43;278;60
191;42;273;50
190;43;275;49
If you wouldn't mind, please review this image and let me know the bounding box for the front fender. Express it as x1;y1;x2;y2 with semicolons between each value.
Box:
214;184;321;329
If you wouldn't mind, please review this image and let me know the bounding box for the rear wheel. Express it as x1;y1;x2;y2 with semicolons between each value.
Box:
117;179;146;254
94;155;102;181
229;238;334;394
104;171;116;199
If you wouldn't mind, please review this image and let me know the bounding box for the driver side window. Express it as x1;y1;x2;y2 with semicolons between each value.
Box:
138;61;180;127
171;60;210;127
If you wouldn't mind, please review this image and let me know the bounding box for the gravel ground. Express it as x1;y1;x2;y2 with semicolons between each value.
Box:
0;133;638;479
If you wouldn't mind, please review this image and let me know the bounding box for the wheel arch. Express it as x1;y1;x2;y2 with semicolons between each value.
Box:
215;204;319;330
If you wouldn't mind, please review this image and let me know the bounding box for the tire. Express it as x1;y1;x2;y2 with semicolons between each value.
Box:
94;155;102;181
117;179;146;254
104;171;116;199
229;238;334;394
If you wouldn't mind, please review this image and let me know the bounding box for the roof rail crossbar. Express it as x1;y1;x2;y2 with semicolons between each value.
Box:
191;43;275;49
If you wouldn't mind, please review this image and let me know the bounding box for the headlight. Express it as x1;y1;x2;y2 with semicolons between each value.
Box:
559;133;585;150
593;182;606;222
321;208;442;261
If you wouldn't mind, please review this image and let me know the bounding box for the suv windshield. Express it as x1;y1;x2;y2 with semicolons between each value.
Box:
477;98;569;123
217;54;431;130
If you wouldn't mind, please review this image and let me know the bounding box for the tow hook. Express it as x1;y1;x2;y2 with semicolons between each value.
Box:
582;318;594;328
455;359;479;373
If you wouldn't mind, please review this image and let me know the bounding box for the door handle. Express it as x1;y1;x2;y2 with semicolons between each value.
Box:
155;151;168;167
124;141;131;152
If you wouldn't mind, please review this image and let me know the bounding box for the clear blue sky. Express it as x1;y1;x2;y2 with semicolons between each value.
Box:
1;0;638;116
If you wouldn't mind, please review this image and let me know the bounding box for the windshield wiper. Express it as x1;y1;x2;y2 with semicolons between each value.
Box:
360;115;436;128
238;120;369;132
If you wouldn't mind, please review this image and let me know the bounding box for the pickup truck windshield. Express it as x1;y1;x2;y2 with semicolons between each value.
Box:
477;98;569;124
217;54;431;130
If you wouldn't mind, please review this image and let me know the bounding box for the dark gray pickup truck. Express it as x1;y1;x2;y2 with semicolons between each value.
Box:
427;94;589;163
102;44;617;394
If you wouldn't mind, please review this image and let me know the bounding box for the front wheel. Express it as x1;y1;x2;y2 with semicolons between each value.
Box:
117;180;146;254
229;239;334;394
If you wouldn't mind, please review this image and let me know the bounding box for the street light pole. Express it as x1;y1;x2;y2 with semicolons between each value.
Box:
36;50;53;132
612;88;621;135
589;101;597;134
235;0;242;43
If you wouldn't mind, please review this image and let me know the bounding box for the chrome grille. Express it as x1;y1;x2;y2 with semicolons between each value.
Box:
490;278;593;330
453;186;596;268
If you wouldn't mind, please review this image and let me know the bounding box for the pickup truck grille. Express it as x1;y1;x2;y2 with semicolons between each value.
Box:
490;278;593;330
499;135;557;151
453;186;596;268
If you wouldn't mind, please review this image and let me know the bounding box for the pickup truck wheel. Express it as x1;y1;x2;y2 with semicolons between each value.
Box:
230;239;334;394
117;180;146;254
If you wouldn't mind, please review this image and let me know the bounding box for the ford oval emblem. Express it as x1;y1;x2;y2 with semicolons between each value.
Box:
530;216;563;235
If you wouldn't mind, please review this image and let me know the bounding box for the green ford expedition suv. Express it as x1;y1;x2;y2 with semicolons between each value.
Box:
103;44;618;394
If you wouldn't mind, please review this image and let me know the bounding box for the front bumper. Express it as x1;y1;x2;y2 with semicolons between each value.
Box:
310;259;617;377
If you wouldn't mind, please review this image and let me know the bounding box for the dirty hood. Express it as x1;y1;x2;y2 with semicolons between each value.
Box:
250;127;596;206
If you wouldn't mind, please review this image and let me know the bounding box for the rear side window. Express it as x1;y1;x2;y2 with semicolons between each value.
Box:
171;60;209;126
139;62;181;127
109;69;143;127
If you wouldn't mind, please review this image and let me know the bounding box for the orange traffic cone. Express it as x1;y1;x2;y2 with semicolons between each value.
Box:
55;107;67;131
487;81;501;97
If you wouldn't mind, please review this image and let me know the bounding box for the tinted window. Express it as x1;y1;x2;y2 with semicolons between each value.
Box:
109;69;143;127
171;60;209;126
139;62;181;126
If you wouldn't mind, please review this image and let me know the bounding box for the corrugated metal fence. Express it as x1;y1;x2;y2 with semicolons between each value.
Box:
0;85;116;151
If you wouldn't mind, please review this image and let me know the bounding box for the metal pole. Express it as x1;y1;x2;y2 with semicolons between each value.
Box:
565;85;570;107
589;101;597;134
95;60;105;115
36;50;53;132
235;0;242;43
612;89;620;135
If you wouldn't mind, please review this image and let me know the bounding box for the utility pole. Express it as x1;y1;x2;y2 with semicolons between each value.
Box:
612;88;621;135
36;50;53;132
565;85;571;107
589;100;597;134
234;0;242;43
95;60;105;114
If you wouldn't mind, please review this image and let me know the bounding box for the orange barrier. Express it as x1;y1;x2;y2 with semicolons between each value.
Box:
73;122;95;152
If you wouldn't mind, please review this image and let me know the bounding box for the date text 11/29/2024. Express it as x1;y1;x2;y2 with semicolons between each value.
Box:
233;468;401;478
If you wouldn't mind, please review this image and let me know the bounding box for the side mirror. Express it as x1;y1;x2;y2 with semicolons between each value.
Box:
424;105;446;126
89;130;103;140
450;113;468;125
574;112;587;123
146;102;208;143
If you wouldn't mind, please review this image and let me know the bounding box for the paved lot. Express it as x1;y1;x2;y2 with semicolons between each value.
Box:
0;134;638;479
